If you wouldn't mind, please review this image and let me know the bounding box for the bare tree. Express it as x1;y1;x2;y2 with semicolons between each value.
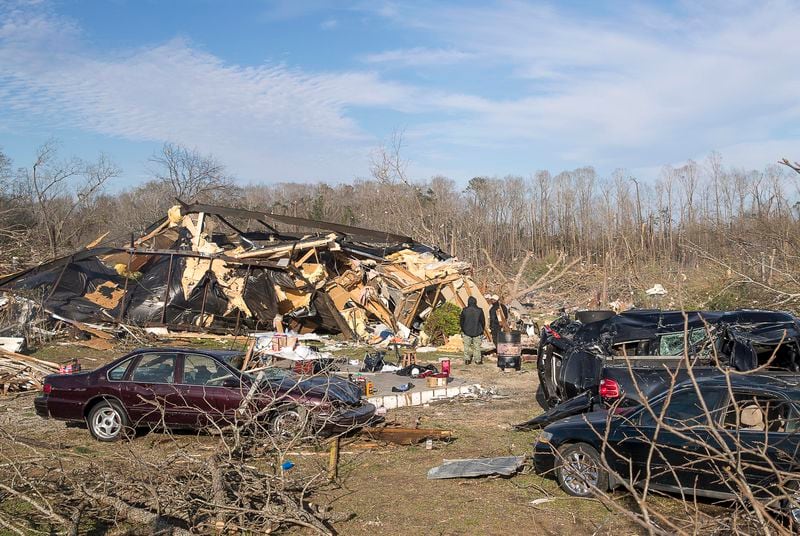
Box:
22;140;119;258
149;142;237;202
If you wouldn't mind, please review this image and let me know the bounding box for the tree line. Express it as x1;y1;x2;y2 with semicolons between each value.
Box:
1;139;799;308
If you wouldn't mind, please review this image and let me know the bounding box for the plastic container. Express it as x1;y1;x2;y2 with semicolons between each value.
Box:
438;357;451;377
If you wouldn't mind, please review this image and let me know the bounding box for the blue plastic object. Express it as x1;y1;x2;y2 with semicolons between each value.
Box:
281;460;295;471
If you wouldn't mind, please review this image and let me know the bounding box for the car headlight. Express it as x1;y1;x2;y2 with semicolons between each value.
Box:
539;431;553;443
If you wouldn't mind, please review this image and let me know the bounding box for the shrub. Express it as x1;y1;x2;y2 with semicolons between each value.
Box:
423;302;462;345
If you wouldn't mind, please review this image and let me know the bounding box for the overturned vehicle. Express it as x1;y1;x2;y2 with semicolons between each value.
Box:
520;309;800;429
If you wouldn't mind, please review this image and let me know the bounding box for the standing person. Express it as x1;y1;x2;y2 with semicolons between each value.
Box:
460;296;485;365
489;294;509;348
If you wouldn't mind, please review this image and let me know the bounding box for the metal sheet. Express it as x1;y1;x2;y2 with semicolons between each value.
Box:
426;455;526;479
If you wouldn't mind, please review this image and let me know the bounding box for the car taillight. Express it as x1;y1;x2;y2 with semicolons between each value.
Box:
43;384;52;395
543;325;561;339
599;379;619;399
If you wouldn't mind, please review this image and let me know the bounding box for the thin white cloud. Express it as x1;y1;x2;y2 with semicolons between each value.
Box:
2;0;800;183
362;47;476;66
0;5;424;181
320;18;338;29
372;1;800;169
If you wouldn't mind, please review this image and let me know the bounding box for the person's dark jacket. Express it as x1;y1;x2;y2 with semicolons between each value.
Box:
489;302;509;332
460;297;485;337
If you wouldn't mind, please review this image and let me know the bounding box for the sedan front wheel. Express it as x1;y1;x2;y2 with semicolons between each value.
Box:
556;443;608;497
270;406;311;441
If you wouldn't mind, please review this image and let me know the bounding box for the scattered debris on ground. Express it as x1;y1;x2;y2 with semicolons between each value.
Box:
361;425;454;445
0;348;59;393
426;455;527;480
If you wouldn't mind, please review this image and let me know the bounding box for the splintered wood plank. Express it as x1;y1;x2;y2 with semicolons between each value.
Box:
390;264;424;283
294;248;317;267
361;427;454;445
400;273;462;294
404;290;425;326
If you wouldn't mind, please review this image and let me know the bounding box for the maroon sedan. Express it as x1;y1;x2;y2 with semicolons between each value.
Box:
35;348;377;441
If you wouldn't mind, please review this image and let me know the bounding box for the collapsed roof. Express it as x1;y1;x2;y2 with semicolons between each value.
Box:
0;201;491;339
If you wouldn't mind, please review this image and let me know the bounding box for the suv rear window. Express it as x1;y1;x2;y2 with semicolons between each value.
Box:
658;328;707;356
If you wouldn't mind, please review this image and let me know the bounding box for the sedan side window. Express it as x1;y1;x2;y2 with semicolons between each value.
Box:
723;394;796;433
639;388;724;428
131;353;176;384
107;358;133;381
183;354;233;386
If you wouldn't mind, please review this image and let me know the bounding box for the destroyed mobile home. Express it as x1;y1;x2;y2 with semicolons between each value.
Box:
0;202;490;345
520;309;800;429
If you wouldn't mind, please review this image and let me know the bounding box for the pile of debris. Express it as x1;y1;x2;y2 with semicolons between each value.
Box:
0;201;491;343
0;349;59;393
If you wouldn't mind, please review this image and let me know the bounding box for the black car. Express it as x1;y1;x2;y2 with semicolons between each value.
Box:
534;374;800;522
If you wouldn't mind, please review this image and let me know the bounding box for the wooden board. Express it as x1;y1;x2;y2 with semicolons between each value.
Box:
361;426;454;445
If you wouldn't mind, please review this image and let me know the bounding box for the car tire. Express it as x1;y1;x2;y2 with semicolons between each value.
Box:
269;406;311;441
87;400;130;442
556;443;608;497
778;480;800;532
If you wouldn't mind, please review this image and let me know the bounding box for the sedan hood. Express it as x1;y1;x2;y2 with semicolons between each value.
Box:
548;409;611;429
268;375;362;405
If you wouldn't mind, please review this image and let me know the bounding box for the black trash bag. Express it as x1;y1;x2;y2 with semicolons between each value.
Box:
361;351;386;372
396;363;438;376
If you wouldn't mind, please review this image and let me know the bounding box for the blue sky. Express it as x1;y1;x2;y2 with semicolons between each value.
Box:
1;0;799;189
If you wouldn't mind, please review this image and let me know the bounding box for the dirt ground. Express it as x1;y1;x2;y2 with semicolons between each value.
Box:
0;342;713;535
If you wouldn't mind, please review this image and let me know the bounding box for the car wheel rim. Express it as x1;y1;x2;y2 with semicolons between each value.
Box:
562;451;599;495
788;485;800;524
273;410;303;439
92;407;121;440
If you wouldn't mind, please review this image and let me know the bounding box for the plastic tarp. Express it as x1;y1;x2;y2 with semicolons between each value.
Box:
0;252;124;323
241;270;284;324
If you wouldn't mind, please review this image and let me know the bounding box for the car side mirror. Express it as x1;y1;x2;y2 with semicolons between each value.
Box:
221;378;241;388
